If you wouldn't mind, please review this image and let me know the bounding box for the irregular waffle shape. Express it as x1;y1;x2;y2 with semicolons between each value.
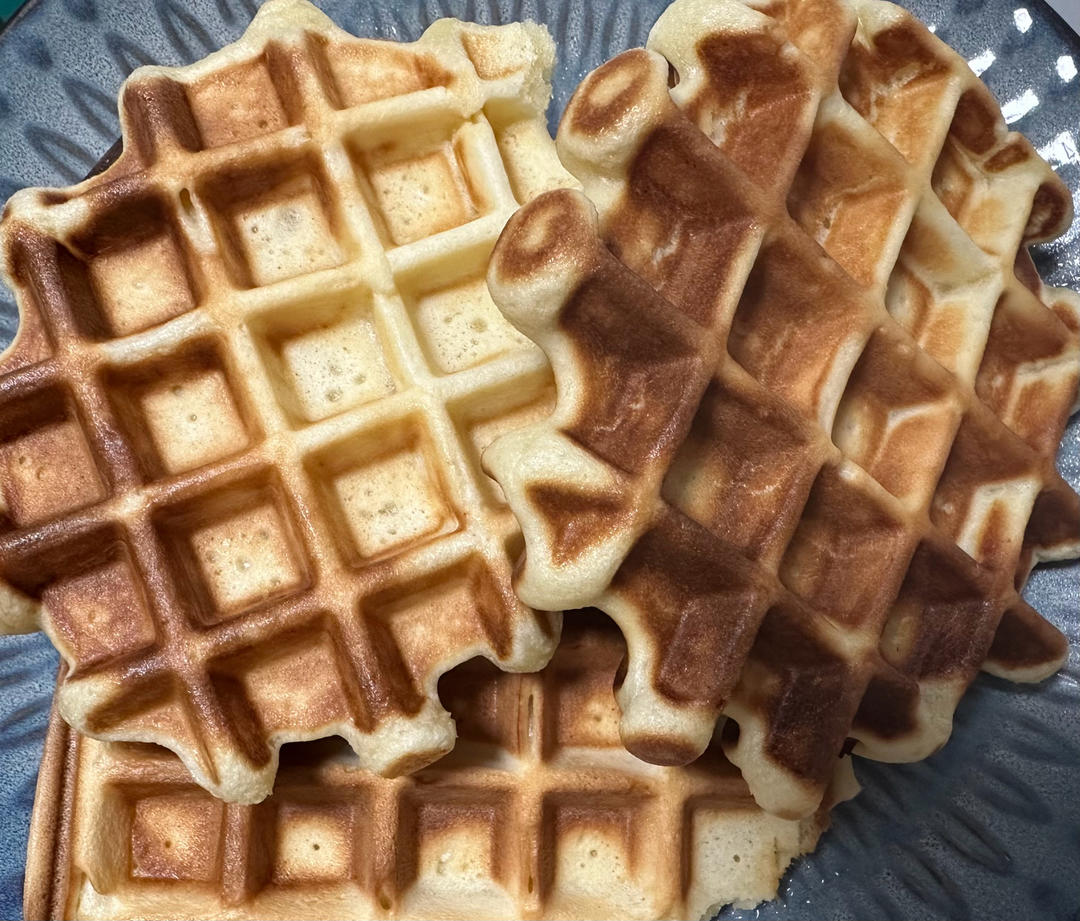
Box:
26;616;854;921
483;0;1080;817
0;0;577;802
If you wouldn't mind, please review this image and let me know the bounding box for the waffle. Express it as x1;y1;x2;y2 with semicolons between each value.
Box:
0;0;577;803
483;0;1080;818
26;615;853;921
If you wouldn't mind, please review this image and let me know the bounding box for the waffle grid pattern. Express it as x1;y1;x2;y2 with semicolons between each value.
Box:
0;1;571;802
484;0;1080;818
31;620;840;921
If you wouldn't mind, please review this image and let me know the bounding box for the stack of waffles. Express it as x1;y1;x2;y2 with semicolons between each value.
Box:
484;0;1080;820
0;0;1076;918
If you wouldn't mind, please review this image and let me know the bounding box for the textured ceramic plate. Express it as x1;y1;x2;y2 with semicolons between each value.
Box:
0;1;1077;918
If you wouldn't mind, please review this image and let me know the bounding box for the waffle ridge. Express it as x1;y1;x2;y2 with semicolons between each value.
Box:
26;617;852;921
0;0;577;803
483;0;1080;817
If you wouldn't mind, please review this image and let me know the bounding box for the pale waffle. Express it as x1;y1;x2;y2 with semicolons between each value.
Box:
0;0;576;803
483;0;1080;818
25;616;853;921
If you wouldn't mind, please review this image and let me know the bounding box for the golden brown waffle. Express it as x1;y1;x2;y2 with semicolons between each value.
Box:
0;0;576;802
483;0;1080;818
26;616;852;921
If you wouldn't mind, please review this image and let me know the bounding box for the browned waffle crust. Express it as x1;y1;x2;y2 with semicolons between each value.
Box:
25;616;851;920
0;0;576;802
482;0;1080;817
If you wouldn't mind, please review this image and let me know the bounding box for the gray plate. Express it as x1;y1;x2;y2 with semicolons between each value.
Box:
0;1;1077;918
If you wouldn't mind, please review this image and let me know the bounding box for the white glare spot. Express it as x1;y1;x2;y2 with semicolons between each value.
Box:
1001;88;1039;123
968;49;996;76
1058;55;1077;82
1038;130;1079;168
927;22;937;32
1013;7;1032;33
